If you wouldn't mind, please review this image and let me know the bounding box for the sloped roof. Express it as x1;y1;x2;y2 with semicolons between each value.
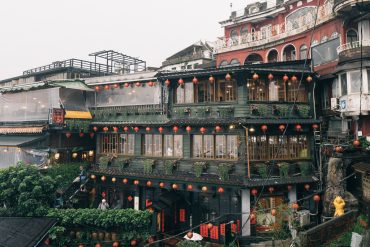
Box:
0;135;46;147
165;41;213;61
0;217;57;247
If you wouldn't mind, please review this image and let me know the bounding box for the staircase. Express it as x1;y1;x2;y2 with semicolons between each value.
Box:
62;178;90;208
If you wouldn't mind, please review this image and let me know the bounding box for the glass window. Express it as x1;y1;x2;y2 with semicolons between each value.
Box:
368;70;370;92
230;59;240;65
193;135;238;159
193;135;203;158
311;38;340;66
346;29;358;43
100;133;134;155
218;80;236;102
144;134;153;155
332;78;340;98
219;60;229;67
174;135;183;157
216;135;227;159
176;84;185;103
153;135;162;156
230;29;238;44
341;73;347;95
349;71;362;93
185;82;194;103
240;26;248;36
204;135;214;159
300;45;308;60
120;134;135;155
164;135;173;157
227;135;238;159
269;81;279;101
164;135;183;157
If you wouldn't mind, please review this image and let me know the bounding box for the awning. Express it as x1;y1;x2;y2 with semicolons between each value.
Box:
50;80;94;91
0;135;46;147
64;110;92;119
0;126;45;134
352;162;370;174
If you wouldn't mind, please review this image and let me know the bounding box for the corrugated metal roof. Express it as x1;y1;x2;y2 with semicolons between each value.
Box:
0;80;92;93
84;71;158;85
0;135;46;147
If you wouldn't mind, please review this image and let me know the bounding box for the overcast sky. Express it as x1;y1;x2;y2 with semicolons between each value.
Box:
0;0;253;79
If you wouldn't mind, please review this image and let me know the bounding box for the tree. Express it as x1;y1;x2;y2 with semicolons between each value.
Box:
0;165;57;216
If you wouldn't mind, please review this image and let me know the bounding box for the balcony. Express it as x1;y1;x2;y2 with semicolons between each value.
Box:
334;0;370;15
337;40;370;62
214;1;334;54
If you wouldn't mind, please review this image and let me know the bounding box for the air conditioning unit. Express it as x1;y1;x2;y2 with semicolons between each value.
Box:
331;97;339;110
297;210;310;227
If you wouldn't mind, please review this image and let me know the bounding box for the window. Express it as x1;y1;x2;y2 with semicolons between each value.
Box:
218;80;236;101
269;81;279;101
332;78;340;98
282;45;296;61
219;60;229;67
99;134;135;155
349;71;361;93
164;135;183;157
346;29;358;44
187;65;192;69
261;25;272;39
176;82;194;104
230;59;240;65
193;135;238;159
340;73;347;95
172;67;177;70
331;32;339;39
240;26;248;36
300;45;308;60
230;29;238;44
368;70;370;92
144;134;162;156
321;36;328;43
311;38;340;66
248;135;308;160
181;66;186;70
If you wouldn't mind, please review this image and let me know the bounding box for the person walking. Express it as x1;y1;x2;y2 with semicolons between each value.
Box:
98;199;109;210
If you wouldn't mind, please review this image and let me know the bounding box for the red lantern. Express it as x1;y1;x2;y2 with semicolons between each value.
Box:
283;74;289;82
112;177;117;183
148;81;154;87
130;239;137;246
215;126;222;132
295;124;302;131
78;244;84;247
250;213;256;220
209;75;215;83
95;86;100;91
200;127;206;134
313;195;320;202
90;174;96;180
124;126;129;132
251;188;258;196
251;189;258;196
173;126;179;133
112;241;119;247
123;178;128;184
128;196;133;202
101;176;106;182
225;73;232;81
159;182;165;188
113;127;118;132
268;187;274;193
158;127;164;133
207;223;213;229
113;83;119;89
304;184;310;190
187;232;193;239
252;73;259;81
268;73;274;81
201;186;208;192
186;126;192;133
178;78;184;85
65;132;72;138
187;184;193;191
93;126;98;132
134;127;139;133
217;187;224;193
312;124;319;129
124;82;130;88
291;75;298;82
89;133;95;138
165;79;170;87
306;75;313;82
95;243;102;247
104;85;110;90
271;209;277;216
292;203;299;210
279;124;285;132
287;185;293;191
134;180;139;185
353;139;361;147
146;127;151;132
103;127;109;132
172;184;178;190
335;146;344;153
192;77;198;84
261;125;268;133
135;82;141;87
146;181;152;187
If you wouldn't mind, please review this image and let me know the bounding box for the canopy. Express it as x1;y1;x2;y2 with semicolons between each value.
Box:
50;80;94;91
0;135;45;147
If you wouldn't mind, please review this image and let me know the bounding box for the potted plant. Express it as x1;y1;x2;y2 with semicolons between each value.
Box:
278;162;290;178
143;159;155;174
256;163;268;178
164;160;177;175
218;163;233;180
298;161;311;176
98;156;110;169
115;157;130;170
193;162;207;178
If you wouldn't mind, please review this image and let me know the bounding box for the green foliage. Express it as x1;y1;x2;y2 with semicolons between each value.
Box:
278;162;290;178
98;156;111;169
46;163;88;191
218;163;233;180
0;165;57;216
327;215;369;247
143;159;155;174
193;162;207;178
176;240;203;247
114;157;130;170
164;160;176;175
257;163;268;178
298;161;311;176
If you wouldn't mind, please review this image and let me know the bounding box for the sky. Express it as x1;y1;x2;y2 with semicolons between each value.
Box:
0;0;253;79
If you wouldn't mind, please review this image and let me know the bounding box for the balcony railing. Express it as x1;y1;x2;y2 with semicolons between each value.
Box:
214;1;334;54
336;40;370;54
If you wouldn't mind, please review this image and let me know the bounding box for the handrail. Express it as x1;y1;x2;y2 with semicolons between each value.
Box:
337;40;370;54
